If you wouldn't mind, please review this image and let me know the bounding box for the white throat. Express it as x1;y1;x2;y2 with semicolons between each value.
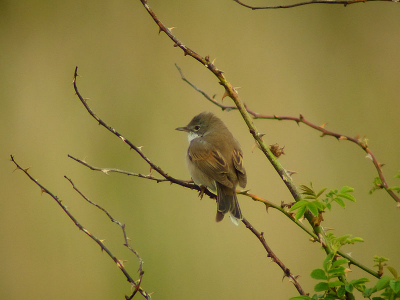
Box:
188;131;200;143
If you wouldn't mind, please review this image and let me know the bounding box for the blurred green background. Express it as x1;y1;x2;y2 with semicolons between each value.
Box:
1;0;399;299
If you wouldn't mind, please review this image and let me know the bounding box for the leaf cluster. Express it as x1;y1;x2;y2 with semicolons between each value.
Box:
325;232;363;253
290;184;356;221
290;255;400;300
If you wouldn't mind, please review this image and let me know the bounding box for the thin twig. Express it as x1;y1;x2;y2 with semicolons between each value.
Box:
64;176;144;272
10;155;152;300
242;217;305;294
68;154;170;183
233;0;394;10
175;64;236;111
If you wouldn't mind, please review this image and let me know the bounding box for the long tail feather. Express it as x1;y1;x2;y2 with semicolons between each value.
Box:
216;183;242;225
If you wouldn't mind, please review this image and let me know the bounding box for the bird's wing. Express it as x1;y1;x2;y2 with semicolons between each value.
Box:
188;139;233;188
233;148;247;188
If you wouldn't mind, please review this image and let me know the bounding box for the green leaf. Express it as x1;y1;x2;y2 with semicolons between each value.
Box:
311;269;327;280
316;187;327;198
327;266;346;278
336;234;351;244
349;237;364;243
389;186;400;193
328;280;344;287
337;285;346;297
370;177;383;194
395;171;400;179
307;202;319;216
363;287;375;297
375;276;392;291
350;278;370;285
327;266;345;274
387;266;398;279
332;259;349;268
340;186;354;193
338;192;356;202
300;185;315;196
314;282;329;292
323;253;334;272
295;205;307;221
345;283;354;293
390;280;400;293
290;200;309;211
374;256;389;263
289;296;312;300
333;197;345;208
314;201;326;211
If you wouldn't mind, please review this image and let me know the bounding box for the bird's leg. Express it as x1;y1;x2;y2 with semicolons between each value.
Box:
198;185;207;200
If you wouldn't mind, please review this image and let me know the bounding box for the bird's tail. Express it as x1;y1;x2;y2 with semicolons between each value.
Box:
215;183;242;226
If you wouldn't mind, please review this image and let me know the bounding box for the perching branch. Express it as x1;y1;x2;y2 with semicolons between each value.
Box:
176;64;400;205
233;0;396;10
10;155;151;300
69;138;379;278
69;155;312;235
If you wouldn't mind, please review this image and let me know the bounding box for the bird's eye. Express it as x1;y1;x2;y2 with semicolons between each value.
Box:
194;125;200;131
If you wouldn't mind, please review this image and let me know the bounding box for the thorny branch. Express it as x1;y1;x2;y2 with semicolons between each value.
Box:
10;155;151;300
242;218;301;285
234;0;396;10
176;64;400;204
64;176;144;272
68;154;170;183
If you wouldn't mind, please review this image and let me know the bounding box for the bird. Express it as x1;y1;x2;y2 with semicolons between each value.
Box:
176;112;247;225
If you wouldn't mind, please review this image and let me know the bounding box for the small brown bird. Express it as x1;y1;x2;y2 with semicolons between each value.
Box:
176;112;247;225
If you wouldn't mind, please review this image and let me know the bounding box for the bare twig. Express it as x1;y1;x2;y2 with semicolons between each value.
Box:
10;155;152;300
68;154;170;183
233;0;395;10
64;176;144;272
175;64;400;204
242;218;305;294
175;64;236;111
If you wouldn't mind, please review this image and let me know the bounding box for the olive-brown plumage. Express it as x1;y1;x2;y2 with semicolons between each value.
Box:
176;112;246;225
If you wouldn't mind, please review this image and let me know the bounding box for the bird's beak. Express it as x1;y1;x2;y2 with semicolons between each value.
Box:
175;126;189;132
